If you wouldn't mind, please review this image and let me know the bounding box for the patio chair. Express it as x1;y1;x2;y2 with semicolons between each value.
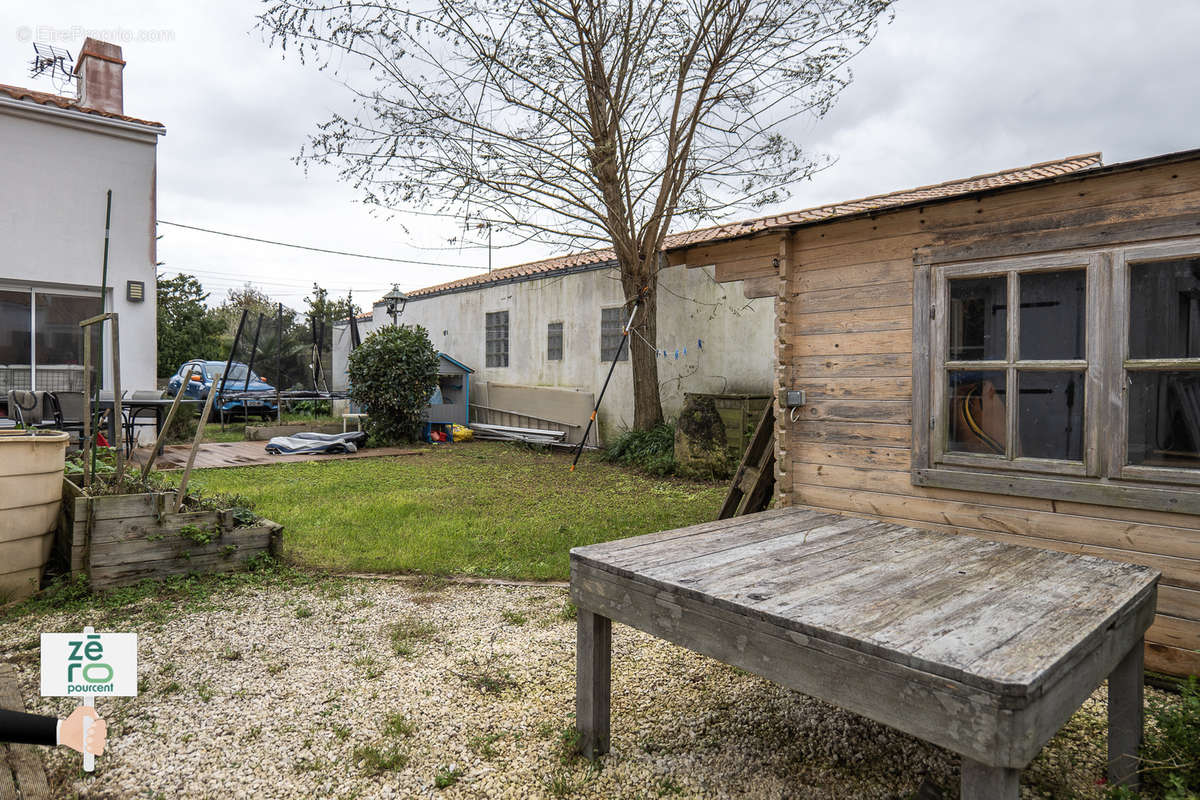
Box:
125;389;166;451
50;391;86;445
6;390;64;430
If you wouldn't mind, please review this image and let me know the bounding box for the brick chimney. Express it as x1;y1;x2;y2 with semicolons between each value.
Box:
73;38;125;115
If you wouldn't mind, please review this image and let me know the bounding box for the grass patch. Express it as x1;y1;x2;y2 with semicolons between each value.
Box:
501;609;527;626
173;442;722;580
468;732;503;760
388;615;437;656
434;766;464;789
383;713;415;739
353;743;409;775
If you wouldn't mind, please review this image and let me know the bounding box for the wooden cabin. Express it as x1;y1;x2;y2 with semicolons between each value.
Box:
666;148;1200;677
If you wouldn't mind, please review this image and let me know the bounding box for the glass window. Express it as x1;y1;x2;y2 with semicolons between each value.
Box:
948;276;1006;360
1016;371;1084;461
0;290;32;394
600;307;628;362
35;293;103;392
1126;371;1200;468
547;322;563;361
1019;269;1086;360
947;371;1006;455
1129;258;1200;359
485;311;508;368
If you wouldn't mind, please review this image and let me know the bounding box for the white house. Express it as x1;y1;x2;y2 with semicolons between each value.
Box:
333;249;778;442
0;38;164;401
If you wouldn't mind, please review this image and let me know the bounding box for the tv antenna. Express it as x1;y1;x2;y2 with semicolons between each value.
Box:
29;43;76;96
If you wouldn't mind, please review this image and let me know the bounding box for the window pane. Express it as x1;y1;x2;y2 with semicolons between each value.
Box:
35;293;104;392
949;276;1006;361
947;370;1006;455
0;290;32;394
1127;371;1200;468
1016;371;1084;461
1019;270;1085;360
1129;258;1200;359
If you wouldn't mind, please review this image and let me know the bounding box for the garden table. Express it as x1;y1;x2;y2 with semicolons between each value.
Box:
570;506;1159;799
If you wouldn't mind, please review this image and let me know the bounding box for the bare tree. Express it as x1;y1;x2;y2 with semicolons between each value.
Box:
261;0;893;429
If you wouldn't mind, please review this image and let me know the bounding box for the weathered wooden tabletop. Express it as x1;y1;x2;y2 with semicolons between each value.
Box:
571;506;1159;699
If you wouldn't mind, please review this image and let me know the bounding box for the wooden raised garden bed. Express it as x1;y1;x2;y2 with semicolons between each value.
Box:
60;478;282;589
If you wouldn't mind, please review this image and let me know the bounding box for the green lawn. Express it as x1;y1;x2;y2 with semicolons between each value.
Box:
173;442;724;580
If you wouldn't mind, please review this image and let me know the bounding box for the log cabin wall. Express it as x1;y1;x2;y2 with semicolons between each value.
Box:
687;155;1200;677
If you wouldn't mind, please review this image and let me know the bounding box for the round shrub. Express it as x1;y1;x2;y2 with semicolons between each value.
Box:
347;324;440;444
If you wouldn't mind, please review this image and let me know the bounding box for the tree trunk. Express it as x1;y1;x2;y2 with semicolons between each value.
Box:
620;261;663;430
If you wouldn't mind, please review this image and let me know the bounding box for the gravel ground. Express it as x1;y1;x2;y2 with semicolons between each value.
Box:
0;577;1136;799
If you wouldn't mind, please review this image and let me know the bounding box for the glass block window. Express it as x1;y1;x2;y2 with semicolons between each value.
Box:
485;310;508;368
600;306;628;362
547;322;563;361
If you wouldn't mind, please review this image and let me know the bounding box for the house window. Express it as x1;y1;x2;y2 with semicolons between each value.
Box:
600;306;628;362
485;310;508;368
914;237;1200;513
0;287;102;395
547;322;563;361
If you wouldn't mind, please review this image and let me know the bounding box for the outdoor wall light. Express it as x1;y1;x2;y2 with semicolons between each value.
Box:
383;284;408;325
126;280;145;302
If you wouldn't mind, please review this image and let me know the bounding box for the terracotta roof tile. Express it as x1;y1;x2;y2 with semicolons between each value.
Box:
405;152;1102;299
0;82;164;128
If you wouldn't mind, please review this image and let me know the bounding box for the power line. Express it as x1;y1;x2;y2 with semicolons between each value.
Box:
157;220;488;270
158;266;384;293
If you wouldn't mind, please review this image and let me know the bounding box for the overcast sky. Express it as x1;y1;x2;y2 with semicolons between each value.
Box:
3;1;1198;310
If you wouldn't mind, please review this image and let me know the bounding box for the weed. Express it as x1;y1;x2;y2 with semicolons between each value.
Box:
388;615;437;656
468;732;503;760
331;724;351;741
218;647;242;661
560;602;578;621
434;766;464;789
557;726;583;764
266;662;286;676
293;756;330;773
178;523;218;546
196;682;214;702
601;424;676;476
353;656;384;680
295;605;314;619
160;681;182;696
1110;676;1200;798
501;609;528;626
383;713;415;739
353;743;409;775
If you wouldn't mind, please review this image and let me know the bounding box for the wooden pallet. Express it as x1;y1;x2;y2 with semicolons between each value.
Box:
0;664;52;800
718;402;775;519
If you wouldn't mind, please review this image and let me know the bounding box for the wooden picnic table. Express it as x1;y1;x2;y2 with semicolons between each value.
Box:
570;507;1160;799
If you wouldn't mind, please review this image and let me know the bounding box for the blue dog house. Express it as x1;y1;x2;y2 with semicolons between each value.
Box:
423;353;472;440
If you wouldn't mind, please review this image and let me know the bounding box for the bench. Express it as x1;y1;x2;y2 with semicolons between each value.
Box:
570;507;1159;799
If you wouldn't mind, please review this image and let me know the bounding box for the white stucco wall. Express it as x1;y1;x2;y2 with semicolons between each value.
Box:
334;262;774;441
0;97;162;392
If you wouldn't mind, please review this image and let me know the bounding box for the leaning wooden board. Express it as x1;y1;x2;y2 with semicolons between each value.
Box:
570;506;1159;799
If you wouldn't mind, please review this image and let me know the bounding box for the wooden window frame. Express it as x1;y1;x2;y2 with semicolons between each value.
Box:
913;236;1200;515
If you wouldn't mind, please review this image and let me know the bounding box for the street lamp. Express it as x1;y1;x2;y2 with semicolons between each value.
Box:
383;285;408;326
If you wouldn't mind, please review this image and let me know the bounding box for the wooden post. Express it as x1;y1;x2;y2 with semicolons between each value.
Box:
960;759;1019;800
141;367;193;479
110;313;124;486
81;321;93;491
174;380;218;513
576;608;611;759
1107;638;1144;790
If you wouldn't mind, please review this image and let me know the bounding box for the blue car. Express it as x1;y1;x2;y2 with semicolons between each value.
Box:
166;360;278;420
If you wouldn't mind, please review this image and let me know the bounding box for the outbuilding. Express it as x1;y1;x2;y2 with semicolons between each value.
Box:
666;148;1200;677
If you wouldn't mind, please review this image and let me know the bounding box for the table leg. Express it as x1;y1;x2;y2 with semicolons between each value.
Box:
576;608;611;760
961;759;1018;800
1108;637;1144;790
